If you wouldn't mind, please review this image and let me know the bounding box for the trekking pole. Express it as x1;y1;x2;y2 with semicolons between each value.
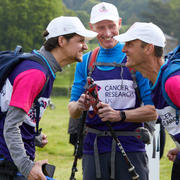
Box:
106;122;139;180
69;111;87;180
86;77;140;180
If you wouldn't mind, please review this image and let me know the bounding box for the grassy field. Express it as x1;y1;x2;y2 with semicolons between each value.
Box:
36;96;175;180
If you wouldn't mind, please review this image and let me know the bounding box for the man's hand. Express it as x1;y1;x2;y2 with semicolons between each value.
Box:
167;148;179;162
41;134;48;147
35;133;48;148
97;102;120;122
28;160;48;180
68;93;90;119
77;93;90;111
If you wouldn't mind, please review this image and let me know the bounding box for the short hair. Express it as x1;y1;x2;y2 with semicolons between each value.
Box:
141;41;163;57
43;31;77;51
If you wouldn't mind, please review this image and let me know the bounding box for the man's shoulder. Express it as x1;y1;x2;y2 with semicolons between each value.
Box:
16;59;47;72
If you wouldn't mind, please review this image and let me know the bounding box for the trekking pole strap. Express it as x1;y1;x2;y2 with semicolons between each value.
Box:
94;62;126;67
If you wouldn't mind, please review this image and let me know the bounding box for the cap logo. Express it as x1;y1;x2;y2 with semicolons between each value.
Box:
99;5;108;13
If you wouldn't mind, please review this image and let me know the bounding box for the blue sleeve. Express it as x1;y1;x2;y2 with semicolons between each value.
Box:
136;71;153;105
70;52;90;101
45;176;55;180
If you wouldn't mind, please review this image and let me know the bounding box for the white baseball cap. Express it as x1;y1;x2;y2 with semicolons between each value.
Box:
90;2;120;24
114;22;166;47
45;16;97;41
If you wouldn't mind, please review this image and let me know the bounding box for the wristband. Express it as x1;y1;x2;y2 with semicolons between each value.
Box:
120;111;126;122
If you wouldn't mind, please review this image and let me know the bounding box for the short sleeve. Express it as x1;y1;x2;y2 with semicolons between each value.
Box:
9;69;46;113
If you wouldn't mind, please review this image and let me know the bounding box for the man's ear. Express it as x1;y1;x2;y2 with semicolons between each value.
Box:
118;18;122;30
58;36;65;47
145;44;154;55
89;22;94;31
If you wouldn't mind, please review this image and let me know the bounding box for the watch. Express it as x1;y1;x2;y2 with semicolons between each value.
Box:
120;111;126;122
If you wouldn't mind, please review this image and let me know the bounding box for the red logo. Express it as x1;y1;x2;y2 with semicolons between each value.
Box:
99;5;108;13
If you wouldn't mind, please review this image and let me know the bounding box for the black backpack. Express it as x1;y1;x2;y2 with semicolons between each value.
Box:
0;45;50;134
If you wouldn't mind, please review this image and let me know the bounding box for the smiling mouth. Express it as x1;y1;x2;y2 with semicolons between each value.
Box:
126;56;130;61
102;37;112;41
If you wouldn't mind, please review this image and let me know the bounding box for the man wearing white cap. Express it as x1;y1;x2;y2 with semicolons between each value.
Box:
0;16;97;180
114;22;180;180
68;2;157;180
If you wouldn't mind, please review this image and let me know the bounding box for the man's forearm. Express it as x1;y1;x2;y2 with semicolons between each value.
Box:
124;105;158;122
68;101;82;119
3;106;34;178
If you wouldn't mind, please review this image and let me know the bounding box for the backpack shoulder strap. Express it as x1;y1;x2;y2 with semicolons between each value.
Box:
161;46;180;110
165;44;180;61
161;58;180;125
129;68;142;103
88;47;100;76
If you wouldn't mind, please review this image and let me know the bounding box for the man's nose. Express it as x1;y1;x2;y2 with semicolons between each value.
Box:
104;28;111;37
83;43;88;50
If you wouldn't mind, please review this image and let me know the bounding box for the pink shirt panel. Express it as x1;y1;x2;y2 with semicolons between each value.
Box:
9;69;46;113
165;75;180;108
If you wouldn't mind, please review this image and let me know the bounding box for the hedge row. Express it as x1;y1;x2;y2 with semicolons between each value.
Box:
51;86;71;97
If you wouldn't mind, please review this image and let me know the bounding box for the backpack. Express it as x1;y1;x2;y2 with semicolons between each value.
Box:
0;45;50;135
161;45;180;124
88;47;156;158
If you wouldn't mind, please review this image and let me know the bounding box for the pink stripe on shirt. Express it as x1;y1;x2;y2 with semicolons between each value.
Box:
9;69;46;113
165;75;180;108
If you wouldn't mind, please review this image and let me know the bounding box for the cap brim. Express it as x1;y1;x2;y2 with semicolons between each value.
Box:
77;30;98;41
114;33;137;43
90;15;119;24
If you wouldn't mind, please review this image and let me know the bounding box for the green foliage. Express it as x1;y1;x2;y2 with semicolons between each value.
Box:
169;0;180;8
62;0;85;10
62;0;180;42
80;0;101;13
63;0;100;12
0;0;74;51
63;0;149;25
141;0;180;42
114;0;149;24
141;1;174;35
76;10;90;28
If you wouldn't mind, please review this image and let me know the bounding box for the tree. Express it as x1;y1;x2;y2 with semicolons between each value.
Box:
141;0;180;42
0;0;74;51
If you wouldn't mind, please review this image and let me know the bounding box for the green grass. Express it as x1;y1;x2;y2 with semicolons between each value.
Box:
36;96;175;180
160;132;174;180
36;96;82;180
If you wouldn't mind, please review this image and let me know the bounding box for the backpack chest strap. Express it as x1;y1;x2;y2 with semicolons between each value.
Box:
94;62;126;67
